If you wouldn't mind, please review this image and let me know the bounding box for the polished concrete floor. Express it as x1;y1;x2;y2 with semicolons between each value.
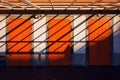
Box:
0;66;120;80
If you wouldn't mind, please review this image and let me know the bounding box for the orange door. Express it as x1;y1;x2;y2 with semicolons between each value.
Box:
7;18;32;66
88;18;111;65
48;19;72;65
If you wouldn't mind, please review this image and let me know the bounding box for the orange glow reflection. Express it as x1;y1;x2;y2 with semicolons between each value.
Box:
7;54;31;66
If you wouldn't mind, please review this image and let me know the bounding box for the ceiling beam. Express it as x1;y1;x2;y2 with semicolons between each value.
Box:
1;0;120;3
80;0;101;8
89;0;120;10
65;0;76;10
49;0;54;10
0;10;120;14
19;0;40;10
0;0;25;9
0;0;120;10
0;4;12;9
105;5;120;10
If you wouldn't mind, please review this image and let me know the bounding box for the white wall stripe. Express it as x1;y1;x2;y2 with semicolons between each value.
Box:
73;15;86;54
0;15;6;53
113;16;120;53
33;16;47;53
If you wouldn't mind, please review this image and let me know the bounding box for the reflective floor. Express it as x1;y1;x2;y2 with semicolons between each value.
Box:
0;54;87;66
1;54;120;80
0;53;120;66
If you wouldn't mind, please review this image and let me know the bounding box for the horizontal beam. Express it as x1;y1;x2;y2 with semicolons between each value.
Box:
0;10;120;14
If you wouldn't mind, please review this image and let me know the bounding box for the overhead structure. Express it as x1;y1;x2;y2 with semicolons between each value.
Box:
0;0;25;9
0;0;120;10
19;0;40;10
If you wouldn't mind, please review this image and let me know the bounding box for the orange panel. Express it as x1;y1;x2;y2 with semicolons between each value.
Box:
7;18;32;52
48;19;72;65
7;18;32;66
88;18;111;65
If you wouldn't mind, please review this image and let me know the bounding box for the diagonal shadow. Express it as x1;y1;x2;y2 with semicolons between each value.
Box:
33;14;72;41
92;17;120;41
72;15;117;51
6;14;47;52
0;14;30;48
72;14;107;41
33;14;95;53
30;14;82;52
6;15;34;52
51;14;119;54
53;14;107;52
72;14;118;48
0;14;23;48
1;13;118;54
3;13;110;53
45;14;117;53
46;14;95;53
86;16;120;65
16;14;72;52
8;14;47;42
0;14;24;40
0;14;10;23
7;14;59;52
73;15;120;52
46;15;79;40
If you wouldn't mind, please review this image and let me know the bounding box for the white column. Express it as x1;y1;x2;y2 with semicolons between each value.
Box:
33;16;47;54
0;15;6;54
112;16;120;65
113;16;120;53
73;15;86;54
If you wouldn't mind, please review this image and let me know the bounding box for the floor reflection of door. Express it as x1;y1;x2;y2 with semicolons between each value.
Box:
88;18;111;65
7;18;32;66
48;18;72;65
7;54;31;66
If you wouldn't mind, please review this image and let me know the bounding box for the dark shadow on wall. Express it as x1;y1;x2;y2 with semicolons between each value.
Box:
87;16;120;65
88;37;111;65
48;45;72;65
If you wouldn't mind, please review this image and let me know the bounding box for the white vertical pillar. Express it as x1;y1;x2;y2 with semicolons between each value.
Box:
33;16;47;54
113;16;120;53
0;15;6;54
113;16;120;65
72;15;86;66
73;15;86;54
